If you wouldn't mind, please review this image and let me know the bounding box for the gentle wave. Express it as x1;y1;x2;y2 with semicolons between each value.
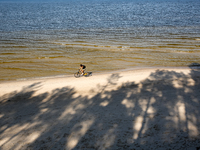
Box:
53;41;200;53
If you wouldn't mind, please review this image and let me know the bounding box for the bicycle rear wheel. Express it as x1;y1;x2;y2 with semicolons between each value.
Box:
74;72;81;78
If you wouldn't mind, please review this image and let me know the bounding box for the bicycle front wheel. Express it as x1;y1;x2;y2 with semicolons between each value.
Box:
74;72;81;78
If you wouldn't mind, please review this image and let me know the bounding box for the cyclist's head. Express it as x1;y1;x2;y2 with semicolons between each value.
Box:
80;64;83;67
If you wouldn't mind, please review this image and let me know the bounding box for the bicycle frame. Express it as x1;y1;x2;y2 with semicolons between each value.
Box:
74;69;87;78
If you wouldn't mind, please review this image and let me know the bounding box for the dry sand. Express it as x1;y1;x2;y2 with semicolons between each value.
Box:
0;67;200;150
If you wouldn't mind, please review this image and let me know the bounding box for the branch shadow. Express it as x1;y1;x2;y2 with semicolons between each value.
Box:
1;66;200;150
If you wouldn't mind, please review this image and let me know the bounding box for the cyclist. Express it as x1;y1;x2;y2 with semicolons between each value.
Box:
79;64;86;75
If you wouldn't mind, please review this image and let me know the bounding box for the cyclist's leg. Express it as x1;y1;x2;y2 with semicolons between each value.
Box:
83;69;86;75
80;68;83;75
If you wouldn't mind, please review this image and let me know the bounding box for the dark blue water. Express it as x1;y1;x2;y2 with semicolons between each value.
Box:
0;1;200;31
0;0;200;81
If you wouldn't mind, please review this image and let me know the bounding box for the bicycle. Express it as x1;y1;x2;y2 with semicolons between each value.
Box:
74;69;92;78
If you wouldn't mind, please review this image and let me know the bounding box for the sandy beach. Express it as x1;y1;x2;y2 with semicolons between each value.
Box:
1;67;200;150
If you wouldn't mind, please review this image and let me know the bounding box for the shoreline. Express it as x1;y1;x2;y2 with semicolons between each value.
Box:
0;66;198;97
1;66;200;149
0;66;196;84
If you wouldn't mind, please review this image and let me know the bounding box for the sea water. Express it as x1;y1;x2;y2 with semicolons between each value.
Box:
0;0;200;81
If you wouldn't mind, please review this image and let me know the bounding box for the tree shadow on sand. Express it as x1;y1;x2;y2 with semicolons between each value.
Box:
0;66;200;150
